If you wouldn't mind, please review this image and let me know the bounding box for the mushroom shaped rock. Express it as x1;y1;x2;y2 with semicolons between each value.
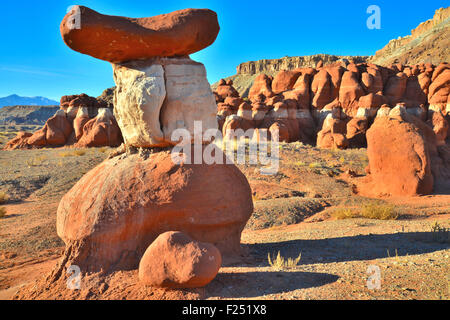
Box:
60;6;220;63
56;148;253;271
139;231;222;288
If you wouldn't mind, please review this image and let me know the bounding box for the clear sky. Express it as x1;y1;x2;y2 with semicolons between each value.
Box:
0;0;448;100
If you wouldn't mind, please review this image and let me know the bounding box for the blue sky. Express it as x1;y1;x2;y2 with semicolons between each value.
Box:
0;0;448;100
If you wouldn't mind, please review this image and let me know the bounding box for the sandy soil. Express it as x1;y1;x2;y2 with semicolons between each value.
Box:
0;142;448;300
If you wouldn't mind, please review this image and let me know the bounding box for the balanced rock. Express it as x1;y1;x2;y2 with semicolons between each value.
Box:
61;6;220;63
139;231;221;288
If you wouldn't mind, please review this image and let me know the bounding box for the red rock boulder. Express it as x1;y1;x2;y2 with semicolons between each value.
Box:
271;70;301;94
45;110;73;146
249;74;274;101
56;149;253;271
138;231;221;288
361;108;435;196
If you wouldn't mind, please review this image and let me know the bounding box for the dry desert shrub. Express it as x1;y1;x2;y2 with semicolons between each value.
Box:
0;207;6;218
361;202;398;220
268;251;302;270
430;222;450;243
0;191;9;204
333;202;398;220
332;208;356;219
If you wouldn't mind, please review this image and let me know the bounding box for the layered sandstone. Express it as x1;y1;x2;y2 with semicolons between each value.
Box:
370;7;450;66
113;57;218;148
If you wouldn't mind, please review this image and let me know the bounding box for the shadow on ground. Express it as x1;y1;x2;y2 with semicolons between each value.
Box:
205;270;339;298
242;232;450;266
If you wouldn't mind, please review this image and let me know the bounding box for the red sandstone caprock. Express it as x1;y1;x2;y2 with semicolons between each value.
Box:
60;6;220;63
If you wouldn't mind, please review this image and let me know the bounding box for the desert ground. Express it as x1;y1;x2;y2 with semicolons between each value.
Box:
0;126;448;300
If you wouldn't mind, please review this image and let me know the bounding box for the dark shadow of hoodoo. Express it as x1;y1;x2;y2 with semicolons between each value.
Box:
242;232;449;266
205;270;339;298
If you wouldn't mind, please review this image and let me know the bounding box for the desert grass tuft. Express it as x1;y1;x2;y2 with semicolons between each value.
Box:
268;251;302;270
430;222;450;243
72;149;86;156
26;155;47;167
59;149;87;157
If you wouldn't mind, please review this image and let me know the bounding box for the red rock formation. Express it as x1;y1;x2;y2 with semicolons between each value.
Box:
215;60;450;154
384;72;408;106
428;68;450;113
346;116;369;148
316;113;349;149
75;108;122;148
215;80;240;102
139;231;221;288
61;6;220;63
222;103;255;139
339;71;365;117
360;107;435;196
56;150;253;271
248;74;274;101
3;93;122;150
271;70;301;94
3;132;33;150
311;69;334;109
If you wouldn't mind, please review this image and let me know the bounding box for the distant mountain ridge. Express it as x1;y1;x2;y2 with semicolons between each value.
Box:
0;94;59;108
0;105;59;125
236;54;369;75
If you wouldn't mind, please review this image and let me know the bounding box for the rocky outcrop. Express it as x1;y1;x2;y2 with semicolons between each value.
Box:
139;231;222;288
237;54;369;75
215;60;450;150
75;108;122;147
3;94;123;150
213;55;368;99
370;7;450;66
